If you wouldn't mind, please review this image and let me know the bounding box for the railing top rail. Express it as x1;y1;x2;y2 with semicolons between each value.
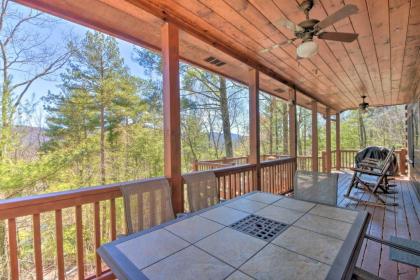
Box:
196;161;233;166
212;163;256;175
261;156;295;167
0;177;167;219
196;156;248;163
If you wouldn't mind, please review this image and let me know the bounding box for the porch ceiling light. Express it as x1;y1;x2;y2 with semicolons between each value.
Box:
296;40;318;58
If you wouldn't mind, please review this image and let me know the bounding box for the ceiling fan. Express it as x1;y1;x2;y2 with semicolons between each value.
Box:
359;95;369;112
261;0;359;59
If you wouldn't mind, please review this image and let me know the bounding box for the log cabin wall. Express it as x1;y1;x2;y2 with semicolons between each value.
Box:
407;99;420;200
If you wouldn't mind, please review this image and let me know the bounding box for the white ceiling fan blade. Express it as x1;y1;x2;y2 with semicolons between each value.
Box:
274;19;304;33
260;39;296;53
314;4;359;30
260;44;279;53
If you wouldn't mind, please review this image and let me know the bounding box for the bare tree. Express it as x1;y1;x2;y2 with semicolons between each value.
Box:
0;0;71;160
182;67;247;158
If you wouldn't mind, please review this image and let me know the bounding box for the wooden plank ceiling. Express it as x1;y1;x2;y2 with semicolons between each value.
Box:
17;0;420;113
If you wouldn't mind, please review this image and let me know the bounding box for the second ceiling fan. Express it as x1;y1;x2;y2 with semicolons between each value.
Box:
261;0;359;59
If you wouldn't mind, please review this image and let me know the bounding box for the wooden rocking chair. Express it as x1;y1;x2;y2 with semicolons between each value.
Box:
345;148;398;207
358;147;397;191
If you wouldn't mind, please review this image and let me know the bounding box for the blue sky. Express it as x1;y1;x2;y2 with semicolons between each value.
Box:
12;2;147;126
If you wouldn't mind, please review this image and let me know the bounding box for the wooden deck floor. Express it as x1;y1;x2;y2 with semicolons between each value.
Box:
336;172;420;280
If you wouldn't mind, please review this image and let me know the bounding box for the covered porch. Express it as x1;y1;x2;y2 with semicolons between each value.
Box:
1;0;419;279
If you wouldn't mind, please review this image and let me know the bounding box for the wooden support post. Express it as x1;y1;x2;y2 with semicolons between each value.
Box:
325;108;331;173
398;148;407;175
322;151;327;172
311;101;318;172
249;69;261;190
336;112;341;170
162;22;182;213
288;88;297;158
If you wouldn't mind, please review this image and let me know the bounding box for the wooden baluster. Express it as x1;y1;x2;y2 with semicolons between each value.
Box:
75;205;84;280
251;169;254;192
225;175;228;199
243;171;246;195
265;167;268;193
267;166;270;193
233;173;237;197
284;163;288;192
285;163;288;193
289;161;292;191
242;172;245;195
224;175;228;199
274;165;277;193
261;167;264;192
274;165;278;194
252;169;255;192
94;202;102;276
222;176;226;200
273;165;276;194
270;165;276;193
265;167;268;192
236;172;240;196
284;163;287;192
8;218;19;280
248;170;252;193
229;174;233;198
235;173;239;197
279;164;282;193
240;172;244;195
55;210;65;280
234;173;237;197
264;167;270;192
243;171;246;194
238;172;241;196
246;171;250;193
33;214;43;280
263;167;266;193
110;198;117;241
225;175;229;199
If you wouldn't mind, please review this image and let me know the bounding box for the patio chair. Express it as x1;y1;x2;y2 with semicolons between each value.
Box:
358;147;396;191
365;234;420;268
119;177;175;234
293;170;339;206
345;148;398;207
183;171;219;212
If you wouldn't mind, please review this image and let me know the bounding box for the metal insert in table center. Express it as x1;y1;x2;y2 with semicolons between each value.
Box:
229;214;288;242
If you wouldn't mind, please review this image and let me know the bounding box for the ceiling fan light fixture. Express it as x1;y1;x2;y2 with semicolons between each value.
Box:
296;40;318;58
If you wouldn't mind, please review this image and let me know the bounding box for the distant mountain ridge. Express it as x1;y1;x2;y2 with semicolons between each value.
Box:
11;126;49;160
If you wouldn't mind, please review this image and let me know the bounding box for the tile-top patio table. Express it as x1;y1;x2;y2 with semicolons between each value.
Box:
98;192;370;280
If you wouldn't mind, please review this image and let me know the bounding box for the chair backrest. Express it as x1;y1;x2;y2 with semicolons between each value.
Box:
294;171;339;206
378;147;395;173
183;171;219;212
119;177;175;234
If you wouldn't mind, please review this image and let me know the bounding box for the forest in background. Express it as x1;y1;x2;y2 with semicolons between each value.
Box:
0;1;407;278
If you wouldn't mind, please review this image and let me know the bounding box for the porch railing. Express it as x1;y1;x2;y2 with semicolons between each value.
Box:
197;149;407;175
0;157;296;280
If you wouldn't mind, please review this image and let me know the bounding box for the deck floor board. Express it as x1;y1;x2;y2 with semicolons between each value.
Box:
337;172;419;279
